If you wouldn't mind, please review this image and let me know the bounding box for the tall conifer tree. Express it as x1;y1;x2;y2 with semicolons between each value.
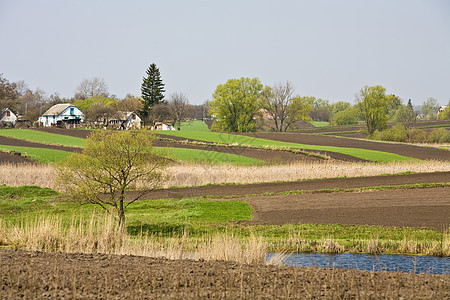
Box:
141;63;165;120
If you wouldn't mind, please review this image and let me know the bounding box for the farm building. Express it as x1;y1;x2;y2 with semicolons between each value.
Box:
151;122;176;131
109;111;143;129
39;104;84;127
0;108;18;127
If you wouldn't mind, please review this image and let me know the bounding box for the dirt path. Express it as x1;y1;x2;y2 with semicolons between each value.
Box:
238;186;450;230
1;250;448;299
135;171;450;201
238;132;450;161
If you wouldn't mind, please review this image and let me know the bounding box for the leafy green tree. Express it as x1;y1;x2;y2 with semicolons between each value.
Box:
437;105;450;120
331;101;352;114
74;97;118;124
355;85;390;135
57;130;168;230
332;107;358;125
209;77;263;132
141;63;165;121
422;97;440;120
260;82;313;132
393;99;416;130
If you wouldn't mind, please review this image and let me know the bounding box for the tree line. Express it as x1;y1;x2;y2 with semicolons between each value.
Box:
1;67;448;131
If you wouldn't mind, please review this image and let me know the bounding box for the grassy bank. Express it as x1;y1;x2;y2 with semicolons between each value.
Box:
1;186;448;257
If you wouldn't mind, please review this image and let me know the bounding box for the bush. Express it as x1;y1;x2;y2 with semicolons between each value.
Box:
371;125;408;142
373;126;450;143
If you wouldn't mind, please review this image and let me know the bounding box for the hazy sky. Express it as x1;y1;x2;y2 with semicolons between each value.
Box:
1;0;449;105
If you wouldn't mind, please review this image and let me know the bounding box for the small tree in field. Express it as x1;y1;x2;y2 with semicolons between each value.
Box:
57;130;168;230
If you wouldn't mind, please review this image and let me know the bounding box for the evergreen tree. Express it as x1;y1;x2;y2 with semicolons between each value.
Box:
141;64;165;120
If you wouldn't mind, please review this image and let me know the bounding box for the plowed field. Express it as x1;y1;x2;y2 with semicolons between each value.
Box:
1;250;448;299
238;132;450;161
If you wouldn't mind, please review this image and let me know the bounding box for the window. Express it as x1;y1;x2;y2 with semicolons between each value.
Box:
6;111;10;116
70;107;74;115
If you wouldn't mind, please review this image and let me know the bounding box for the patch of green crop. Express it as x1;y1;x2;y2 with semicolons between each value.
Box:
0;129;85;147
156;131;416;162
0;145;71;163
310;121;330;127
156;147;265;166
178;120;211;132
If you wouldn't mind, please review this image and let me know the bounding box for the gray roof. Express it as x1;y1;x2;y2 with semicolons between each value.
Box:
42;104;73;116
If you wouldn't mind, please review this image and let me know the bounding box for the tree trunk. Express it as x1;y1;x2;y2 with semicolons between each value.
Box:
118;200;125;232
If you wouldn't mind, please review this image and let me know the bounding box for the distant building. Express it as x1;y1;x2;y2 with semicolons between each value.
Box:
0;108;18;127
151;122;176;131
39;104;84;127
109;111;143;129
437;106;447;114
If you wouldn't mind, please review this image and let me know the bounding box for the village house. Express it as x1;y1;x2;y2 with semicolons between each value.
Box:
108;111;143;129
151;122;176;131
0;108;18;127
39;103;84;127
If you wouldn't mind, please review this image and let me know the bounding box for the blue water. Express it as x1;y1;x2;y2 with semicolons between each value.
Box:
266;252;450;274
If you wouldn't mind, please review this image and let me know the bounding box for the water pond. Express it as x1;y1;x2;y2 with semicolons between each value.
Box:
267;252;450;274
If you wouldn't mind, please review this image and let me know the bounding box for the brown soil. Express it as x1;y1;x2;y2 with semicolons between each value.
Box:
0;151;37;164
238;132;450;161
1;250;448;299
0;136;81;153
137;171;450;201
238;186;450;231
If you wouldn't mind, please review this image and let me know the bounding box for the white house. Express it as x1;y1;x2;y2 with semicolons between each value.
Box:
0;108;18;127
109;111;143;129
39;103;84;127
151;122;176;131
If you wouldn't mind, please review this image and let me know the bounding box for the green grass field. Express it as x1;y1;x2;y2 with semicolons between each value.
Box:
0;145;71;163
0;144;263;166
0;185;445;255
0;129;85;147
309;121;330;127
0;125;417;162
178;120;211;132
158;147;264;166
156;131;416;162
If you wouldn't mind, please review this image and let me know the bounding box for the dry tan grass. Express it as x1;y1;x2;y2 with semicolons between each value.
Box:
0;213;270;265
1;160;449;190
164;160;450;187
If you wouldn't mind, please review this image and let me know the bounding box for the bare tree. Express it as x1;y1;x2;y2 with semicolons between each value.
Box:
168;92;189;130
117;95;143;112
75;77;109;100
260;82;313;132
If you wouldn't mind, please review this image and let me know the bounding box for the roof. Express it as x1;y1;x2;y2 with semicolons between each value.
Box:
42;103;74;116
115;111;133;120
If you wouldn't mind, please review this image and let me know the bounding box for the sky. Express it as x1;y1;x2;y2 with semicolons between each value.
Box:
1;0;449;106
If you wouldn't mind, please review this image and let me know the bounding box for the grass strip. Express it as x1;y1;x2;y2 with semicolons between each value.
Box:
0;145;71;163
0;129;85;147
155;147;265;166
156;131;416;162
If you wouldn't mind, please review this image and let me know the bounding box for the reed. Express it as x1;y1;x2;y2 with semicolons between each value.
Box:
2;160;449;190
0;213;275;265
